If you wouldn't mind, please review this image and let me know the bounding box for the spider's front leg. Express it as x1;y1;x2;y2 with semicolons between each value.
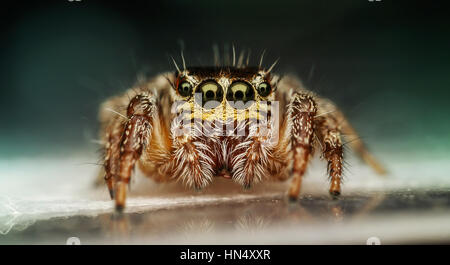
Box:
315;115;344;197
287;93;317;200
319;127;343;197
103;93;156;211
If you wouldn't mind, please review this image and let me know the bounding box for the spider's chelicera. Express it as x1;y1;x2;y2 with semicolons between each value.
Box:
98;51;386;211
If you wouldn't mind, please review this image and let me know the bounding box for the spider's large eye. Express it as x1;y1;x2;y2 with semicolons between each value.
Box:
257;82;272;97
226;81;255;109
195;80;223;109
178;81;193;97
226;82;255;103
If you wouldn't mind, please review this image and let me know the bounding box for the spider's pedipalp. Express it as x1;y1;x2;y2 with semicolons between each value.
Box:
171;133;216;190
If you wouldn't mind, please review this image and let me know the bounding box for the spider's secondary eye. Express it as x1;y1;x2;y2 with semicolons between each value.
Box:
257;82;272;97
178;81;193;97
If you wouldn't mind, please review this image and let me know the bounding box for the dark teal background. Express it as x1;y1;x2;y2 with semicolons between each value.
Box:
1;0;449;157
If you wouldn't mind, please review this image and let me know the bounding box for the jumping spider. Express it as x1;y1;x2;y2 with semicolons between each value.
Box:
98;51;386;211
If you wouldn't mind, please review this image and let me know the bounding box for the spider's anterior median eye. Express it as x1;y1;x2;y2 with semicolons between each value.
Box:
195;80;224;109
257;82;272;97
226;81;255;103
178;81;193;97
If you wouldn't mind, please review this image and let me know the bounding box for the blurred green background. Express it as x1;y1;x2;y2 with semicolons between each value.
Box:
1;0;449;158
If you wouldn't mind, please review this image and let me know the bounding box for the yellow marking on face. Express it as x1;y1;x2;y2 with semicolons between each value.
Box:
175;98;270;122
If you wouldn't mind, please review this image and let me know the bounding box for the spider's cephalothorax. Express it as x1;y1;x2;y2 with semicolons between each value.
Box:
98;56;386;211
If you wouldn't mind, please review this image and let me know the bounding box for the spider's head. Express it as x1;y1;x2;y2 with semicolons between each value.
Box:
170;66;279;123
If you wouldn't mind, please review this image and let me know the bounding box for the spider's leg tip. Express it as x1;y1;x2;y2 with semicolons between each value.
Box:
109;189;115;200
115;204;125;213
329;190;341;200
288;194;299;203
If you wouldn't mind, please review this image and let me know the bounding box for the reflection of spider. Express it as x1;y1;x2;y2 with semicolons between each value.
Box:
98;51;385;211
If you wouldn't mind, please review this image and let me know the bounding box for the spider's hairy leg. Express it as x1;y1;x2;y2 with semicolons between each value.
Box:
315;102;345;197
316;123;344;197
102;93;157;212
103;119;125;199
117;94;156;211
287;93;317;200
